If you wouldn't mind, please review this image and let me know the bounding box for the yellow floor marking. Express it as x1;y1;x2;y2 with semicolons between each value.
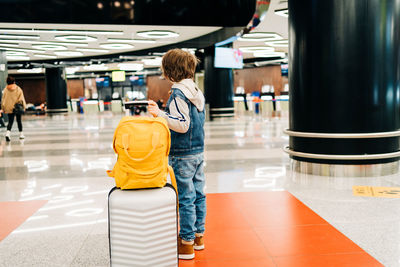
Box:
353;186;400;198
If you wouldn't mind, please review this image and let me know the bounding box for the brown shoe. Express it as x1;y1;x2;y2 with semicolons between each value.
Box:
178;237;194;260
194;233;204;250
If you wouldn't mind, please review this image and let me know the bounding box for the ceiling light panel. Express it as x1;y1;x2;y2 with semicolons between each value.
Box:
107;38;156;44
76;48;109;53
253;52;286;58
7;56;30;60
55;35;97;42
33;54;57;59
54;51;83;56
66;67;80;74
6;51;27;56
100;43;134;49
265;40;289;47
239;46;275;53
0;28;124;35
136;30;179;39
0;43;19;47
143;58;162;66
0;40;88;47
32;44;67;51
275;9;289;18
0;47;46;53
238;32;283;42
0;34;39;39
17;68;44;73
83;64;108;71
118;63;144;71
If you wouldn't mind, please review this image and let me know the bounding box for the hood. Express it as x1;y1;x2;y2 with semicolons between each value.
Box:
6;84;17;91
172;79;205;112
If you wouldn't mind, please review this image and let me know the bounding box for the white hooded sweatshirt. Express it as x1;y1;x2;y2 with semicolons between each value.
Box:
157;79;205;133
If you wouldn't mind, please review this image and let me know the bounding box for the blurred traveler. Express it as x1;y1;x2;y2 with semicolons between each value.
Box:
1;76;26;141
148;49;206;260
0;109;5;128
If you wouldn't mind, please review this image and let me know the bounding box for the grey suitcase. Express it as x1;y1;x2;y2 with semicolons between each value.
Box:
108;184;178;267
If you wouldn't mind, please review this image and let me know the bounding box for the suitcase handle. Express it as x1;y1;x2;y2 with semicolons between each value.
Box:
122;132;160;162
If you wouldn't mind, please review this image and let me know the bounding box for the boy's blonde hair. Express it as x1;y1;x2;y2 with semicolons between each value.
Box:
162;49;199;82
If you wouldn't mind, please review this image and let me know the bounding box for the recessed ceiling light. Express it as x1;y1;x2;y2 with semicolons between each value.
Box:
33;54;58;59
0;28;124;35
136;30;179;39
99;43;134;49
32;44;67;50
253;52;286;58
107;38;156;44
7;56;30;60
83;64;108;71
76;48;109;53
54;51;84;56
275;9;288;18
0;40;88;47
0;34;39;39
55;35;97;42
118;63;144;71
238;32;283;42
265;40;288;47
17;68;44;73
239;46;275;53
6;51;27;56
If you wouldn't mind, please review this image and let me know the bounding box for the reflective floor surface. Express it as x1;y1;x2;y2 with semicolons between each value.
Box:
0;113;398;266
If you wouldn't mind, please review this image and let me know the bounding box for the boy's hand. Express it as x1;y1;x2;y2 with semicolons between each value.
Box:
148;100;160;117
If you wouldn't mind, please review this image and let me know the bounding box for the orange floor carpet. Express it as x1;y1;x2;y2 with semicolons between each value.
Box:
0;200;47;241
180;191;382;267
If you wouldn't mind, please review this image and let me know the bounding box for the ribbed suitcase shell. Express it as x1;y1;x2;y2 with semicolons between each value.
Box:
108;185;178;267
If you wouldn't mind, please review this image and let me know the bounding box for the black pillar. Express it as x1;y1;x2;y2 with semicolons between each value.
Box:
204;47;234;119
45;67;68;113
288;0;400;164
0;51;7;94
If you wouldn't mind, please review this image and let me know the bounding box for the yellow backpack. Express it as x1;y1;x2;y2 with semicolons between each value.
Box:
107;116;177;191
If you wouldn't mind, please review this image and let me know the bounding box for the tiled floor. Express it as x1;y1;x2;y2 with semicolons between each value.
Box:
0;113;397;266
180;192;381;267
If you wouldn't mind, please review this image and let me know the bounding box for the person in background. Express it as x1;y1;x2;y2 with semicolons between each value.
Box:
0;94;5;128
1;76;26;141
148;49;206;260
0;110;5;128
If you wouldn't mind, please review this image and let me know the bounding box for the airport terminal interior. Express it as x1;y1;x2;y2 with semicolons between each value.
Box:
1;0;400;266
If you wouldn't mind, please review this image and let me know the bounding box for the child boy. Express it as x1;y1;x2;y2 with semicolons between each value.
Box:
148;49;206;260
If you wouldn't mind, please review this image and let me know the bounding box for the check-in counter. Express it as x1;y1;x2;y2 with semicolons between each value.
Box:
261;95;274;117
234;95;246;116
99;100;104;112
275;95;289;116
71;99;79;113
111;100;123;113
83;100;99;114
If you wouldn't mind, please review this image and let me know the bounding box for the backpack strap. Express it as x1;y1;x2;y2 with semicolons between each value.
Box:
167;165;178;194
167;165;179;208
122;132;160;162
